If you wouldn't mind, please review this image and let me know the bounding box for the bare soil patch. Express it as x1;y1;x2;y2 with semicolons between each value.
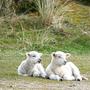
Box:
0;78;90;90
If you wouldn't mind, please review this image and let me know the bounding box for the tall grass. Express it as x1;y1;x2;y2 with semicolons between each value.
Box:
35;0;55;25
0;0;90;54
0;0;14;16
35;0;73;30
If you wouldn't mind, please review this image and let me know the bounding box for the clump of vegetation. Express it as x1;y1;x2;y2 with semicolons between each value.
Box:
75;0;90;6
15;0;38;14
0;0;13;16
0;0;90;54
34;0;55;26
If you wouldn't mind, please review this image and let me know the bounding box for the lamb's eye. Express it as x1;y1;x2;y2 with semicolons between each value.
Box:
32;55;36;57
58;56;61;58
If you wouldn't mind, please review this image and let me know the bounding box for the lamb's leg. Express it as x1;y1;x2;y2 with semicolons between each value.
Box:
18;66;28;76
63;75;75;80
32;63;43;77
37;63;47;78
33;71;40;77
68;62;82;81
32;65;40;77
49;74;62;81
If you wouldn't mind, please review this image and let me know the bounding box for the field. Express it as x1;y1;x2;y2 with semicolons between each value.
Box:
0;50;90;90
0;1;90;90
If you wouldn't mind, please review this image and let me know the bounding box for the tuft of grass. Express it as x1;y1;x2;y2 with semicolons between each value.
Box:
35;0;55;25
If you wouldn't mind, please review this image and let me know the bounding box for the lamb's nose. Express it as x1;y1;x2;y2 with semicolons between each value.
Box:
38;59;41;63
39;58;41;61
64;61;67;65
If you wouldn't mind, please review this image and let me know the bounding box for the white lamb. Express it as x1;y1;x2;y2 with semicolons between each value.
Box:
46;51;88;81
18;51;46;78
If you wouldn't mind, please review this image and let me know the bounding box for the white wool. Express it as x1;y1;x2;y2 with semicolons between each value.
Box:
46;51;87;81
18;51;46;78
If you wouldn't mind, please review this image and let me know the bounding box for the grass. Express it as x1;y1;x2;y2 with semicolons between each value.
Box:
0;49;90;80
0;2;90;53
0;1;90;90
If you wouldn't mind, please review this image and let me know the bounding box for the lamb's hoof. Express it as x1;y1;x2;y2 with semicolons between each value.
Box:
46;76;49;79
60;79;63;81
30;74;33;77
60;78;63;81
77;79;80;81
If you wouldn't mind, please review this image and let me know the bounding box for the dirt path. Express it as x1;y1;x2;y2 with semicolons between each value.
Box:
0;79;90;90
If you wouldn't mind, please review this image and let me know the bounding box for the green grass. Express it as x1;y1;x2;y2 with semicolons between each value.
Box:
0;49;90;80
0;1;90;84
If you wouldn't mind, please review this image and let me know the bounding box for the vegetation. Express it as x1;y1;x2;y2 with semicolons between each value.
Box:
0;1;90;53
75;0;90;5
0;0;90;89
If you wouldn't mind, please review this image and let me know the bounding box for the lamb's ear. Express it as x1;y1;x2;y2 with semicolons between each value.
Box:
39;53;43;56
51;52;56;57
26;52;31;57
66;53;71;58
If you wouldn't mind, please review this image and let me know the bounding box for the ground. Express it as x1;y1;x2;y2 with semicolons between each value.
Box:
0;50;90;90
0;77;90;90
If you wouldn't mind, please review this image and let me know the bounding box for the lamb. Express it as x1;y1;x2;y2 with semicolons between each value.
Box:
46;51;88;81
18;51;46;78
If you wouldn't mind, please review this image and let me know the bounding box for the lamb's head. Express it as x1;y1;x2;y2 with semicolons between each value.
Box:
51;51;71;66
26;51;42;64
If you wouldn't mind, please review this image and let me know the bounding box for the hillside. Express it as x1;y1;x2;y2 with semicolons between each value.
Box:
0;1;90;54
